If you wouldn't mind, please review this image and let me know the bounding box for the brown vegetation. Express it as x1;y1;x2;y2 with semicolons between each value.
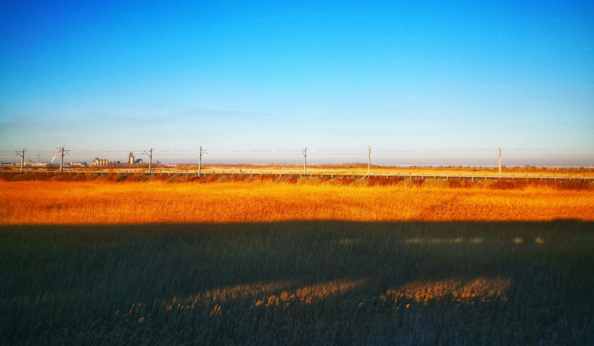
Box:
1;177;593;225
2;221;593;345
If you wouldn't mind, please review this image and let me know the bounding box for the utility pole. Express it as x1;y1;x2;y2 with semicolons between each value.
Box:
303;148;307;175
57;147;69;173
148;148;153;174
368;145;371;177
498;147;502;175
199;146;203;176
60;147;64;173
16;149;25;173
143;149;154;174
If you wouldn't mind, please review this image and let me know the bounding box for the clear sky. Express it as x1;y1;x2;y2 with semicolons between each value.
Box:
1;0;593;165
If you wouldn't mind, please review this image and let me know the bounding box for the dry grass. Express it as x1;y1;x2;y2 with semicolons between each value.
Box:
2;176;594;344
2;221;594;345
380;277;510;306
1;180;593;225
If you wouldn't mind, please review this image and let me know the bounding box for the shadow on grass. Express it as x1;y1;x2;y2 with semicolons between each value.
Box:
1;220;593;345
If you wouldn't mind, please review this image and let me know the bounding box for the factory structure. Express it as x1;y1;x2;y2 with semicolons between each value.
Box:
20;159;49;167
91;152;142;166
128;152;143;165
1;151;147;168
91;158;111;166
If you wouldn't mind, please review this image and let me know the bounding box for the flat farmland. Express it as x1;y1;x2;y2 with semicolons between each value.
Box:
1;179;593;224
1;179;594;345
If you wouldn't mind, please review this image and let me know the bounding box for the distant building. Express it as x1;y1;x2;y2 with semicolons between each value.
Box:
135;159;144;164
70;161;87;167
129;152;135;165
23;159;49;167
0;162;15;167
92;158;109;166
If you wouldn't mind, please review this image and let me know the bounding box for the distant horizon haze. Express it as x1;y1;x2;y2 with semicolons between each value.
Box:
2;147;593;167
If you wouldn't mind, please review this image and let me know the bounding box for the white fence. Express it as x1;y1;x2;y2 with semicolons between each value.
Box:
3;168;593;183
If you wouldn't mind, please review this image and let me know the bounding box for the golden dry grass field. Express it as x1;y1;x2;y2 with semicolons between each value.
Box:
1;179;593;224
1;177;594;345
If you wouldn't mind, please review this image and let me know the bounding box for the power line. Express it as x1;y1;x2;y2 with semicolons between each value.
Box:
2;148;594;154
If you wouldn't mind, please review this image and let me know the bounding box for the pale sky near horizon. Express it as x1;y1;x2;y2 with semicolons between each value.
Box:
1;0;593;165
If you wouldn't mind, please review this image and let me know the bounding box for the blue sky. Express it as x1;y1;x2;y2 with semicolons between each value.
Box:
1;0;593;165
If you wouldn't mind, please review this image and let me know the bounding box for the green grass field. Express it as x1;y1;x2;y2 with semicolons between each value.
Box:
2;220;594;345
